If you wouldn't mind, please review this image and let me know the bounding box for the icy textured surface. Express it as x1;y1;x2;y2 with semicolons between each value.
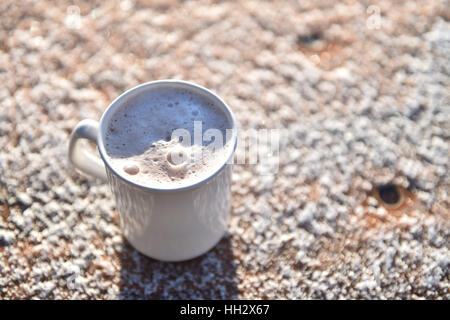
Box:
0;0;448;299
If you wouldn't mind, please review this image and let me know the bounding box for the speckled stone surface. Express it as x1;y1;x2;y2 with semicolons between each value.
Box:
0;0;449;299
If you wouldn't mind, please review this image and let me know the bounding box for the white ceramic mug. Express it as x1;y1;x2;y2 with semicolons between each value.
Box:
68;80;238;261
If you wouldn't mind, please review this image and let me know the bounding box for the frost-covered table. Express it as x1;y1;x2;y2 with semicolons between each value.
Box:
0;0;448;299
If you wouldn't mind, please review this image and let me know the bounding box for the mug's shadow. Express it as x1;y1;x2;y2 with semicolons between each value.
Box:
118;233;239;299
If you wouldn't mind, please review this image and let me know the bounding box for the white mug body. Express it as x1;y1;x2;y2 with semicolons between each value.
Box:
106;164;232;261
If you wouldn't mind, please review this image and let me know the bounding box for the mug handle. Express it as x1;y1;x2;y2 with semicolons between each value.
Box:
68;119;107;181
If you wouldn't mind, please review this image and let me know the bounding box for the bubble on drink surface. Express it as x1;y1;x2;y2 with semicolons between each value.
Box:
166;146;188;167
123;163;140;175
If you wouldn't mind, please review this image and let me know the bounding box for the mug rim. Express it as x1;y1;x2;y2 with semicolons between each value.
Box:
97;80;238;193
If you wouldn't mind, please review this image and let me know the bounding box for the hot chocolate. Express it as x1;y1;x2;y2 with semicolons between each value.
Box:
104;85;233;188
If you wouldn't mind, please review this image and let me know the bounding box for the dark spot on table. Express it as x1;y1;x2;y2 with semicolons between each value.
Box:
376;184;401;205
